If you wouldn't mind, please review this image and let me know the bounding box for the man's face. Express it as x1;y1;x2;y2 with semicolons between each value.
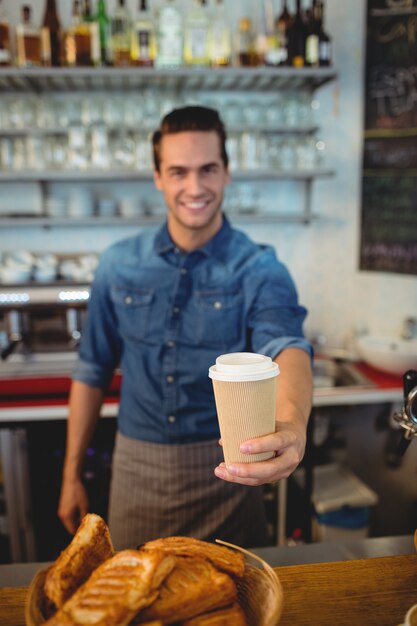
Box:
153;131;230;249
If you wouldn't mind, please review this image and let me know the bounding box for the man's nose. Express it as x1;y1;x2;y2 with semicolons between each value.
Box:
186;172;204;195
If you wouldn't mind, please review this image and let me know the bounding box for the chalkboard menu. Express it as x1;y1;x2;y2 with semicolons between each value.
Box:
360;0;417;275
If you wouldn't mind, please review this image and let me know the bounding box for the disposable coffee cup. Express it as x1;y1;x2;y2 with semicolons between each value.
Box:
209;352;279;465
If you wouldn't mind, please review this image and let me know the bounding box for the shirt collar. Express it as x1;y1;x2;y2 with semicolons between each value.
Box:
154;215;232;260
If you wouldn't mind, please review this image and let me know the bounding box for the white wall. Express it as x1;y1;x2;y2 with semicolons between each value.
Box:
1;0;416;351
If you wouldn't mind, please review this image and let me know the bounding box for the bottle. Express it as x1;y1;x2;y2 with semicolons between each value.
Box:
41;0;62;66
318;1;332;67
0;0;12;66
65;0;91;66
305;2;319;67
111;0;132;66
83;0;100;65
16;5;42;67
275;0;291;66
208;0;232;67
236;17;257;67
130;0;156;67
257;0;280;67
288;0;306;67
183;0;210;67
96;0;112;65
155;0;183;69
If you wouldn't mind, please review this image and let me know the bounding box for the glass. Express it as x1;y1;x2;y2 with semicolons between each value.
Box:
0;138;13;169
13;138;27;170
90;124;110;169
225;133;240;171
134;132;152;171
67;125;90;169
279;137;297;171
36;96;58;129
240;132;260;170
110;129;135;169
26;135;45;170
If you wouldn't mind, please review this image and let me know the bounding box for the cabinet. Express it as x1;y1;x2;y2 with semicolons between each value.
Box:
0;66;337;226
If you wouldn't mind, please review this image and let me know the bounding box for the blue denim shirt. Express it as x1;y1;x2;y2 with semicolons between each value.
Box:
73;216;312;444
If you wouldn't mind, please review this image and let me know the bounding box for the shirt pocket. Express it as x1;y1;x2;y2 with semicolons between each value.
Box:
195;289;243;349
110;286;154;340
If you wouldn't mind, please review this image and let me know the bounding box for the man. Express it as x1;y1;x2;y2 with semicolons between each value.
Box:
58;106;313;549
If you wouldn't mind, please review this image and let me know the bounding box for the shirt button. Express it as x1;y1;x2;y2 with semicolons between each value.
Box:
180;268;187;275
214;301;222;310
168;415;176;423
173;307;180;314
167;341;175;348
166;375;174;383
124;296;133;304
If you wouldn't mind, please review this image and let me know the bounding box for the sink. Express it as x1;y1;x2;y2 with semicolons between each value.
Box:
313;358;375;390
355;336;417;376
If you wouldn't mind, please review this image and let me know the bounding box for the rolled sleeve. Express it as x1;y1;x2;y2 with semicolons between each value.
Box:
246;247;313;360
72;248;122;390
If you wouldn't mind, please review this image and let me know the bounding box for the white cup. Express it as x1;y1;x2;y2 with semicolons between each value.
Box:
209;352;279;465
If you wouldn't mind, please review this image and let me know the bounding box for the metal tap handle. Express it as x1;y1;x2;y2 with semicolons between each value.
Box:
396;370;417;456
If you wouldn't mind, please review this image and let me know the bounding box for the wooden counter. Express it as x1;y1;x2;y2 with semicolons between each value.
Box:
1;553;416;626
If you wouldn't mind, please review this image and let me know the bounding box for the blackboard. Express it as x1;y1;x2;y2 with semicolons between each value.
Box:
360;0;417;275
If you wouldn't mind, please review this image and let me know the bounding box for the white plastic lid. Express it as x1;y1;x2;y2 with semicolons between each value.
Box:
208;352;279;382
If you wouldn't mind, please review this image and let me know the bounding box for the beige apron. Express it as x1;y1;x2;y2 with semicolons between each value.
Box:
108;431;269;550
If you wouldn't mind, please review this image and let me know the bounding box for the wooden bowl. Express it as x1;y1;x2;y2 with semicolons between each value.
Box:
25;542;283;626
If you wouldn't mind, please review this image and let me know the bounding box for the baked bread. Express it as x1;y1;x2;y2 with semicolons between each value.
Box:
140;536;245;578
44;513;114;610
179;603;248;625
44;549;176;626
139;555;237;623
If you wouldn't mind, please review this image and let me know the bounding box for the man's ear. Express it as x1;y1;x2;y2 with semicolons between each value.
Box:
153;169;163;191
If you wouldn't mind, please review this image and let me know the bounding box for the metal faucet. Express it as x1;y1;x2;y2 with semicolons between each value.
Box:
401;317;417;340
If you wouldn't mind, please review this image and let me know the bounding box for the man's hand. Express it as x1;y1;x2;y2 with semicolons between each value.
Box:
57;477;89;535
214;418;307;486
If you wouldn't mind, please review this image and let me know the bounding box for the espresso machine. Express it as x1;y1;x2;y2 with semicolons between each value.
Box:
0;284;90;376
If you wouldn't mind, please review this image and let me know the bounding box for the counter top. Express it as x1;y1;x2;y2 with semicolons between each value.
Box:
1;547;416;626
0;361;404;422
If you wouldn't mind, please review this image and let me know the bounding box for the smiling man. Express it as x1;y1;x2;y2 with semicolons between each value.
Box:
58;106;313;550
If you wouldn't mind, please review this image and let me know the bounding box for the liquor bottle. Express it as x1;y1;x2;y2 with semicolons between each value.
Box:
16;5;42;67
287;0;306;67
208;0;232;67
111;0;132;66
235;17;258;67
65;0;91;66
318;1;332;67
257;0;280;67
305;2;319;67
96;0;112;65
0;0;12;66
83;0;100;65
131;0;156;67
184;0;209;67
155;0;183;69
41;0;62;66
275;0;291;66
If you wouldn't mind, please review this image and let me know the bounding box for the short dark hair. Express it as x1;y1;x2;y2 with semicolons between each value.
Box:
152;105;229;172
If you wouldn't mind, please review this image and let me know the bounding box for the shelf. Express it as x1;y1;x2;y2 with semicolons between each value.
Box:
0;124;320;136
0;168;335;182
0;210;318;230
0;67;338;94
